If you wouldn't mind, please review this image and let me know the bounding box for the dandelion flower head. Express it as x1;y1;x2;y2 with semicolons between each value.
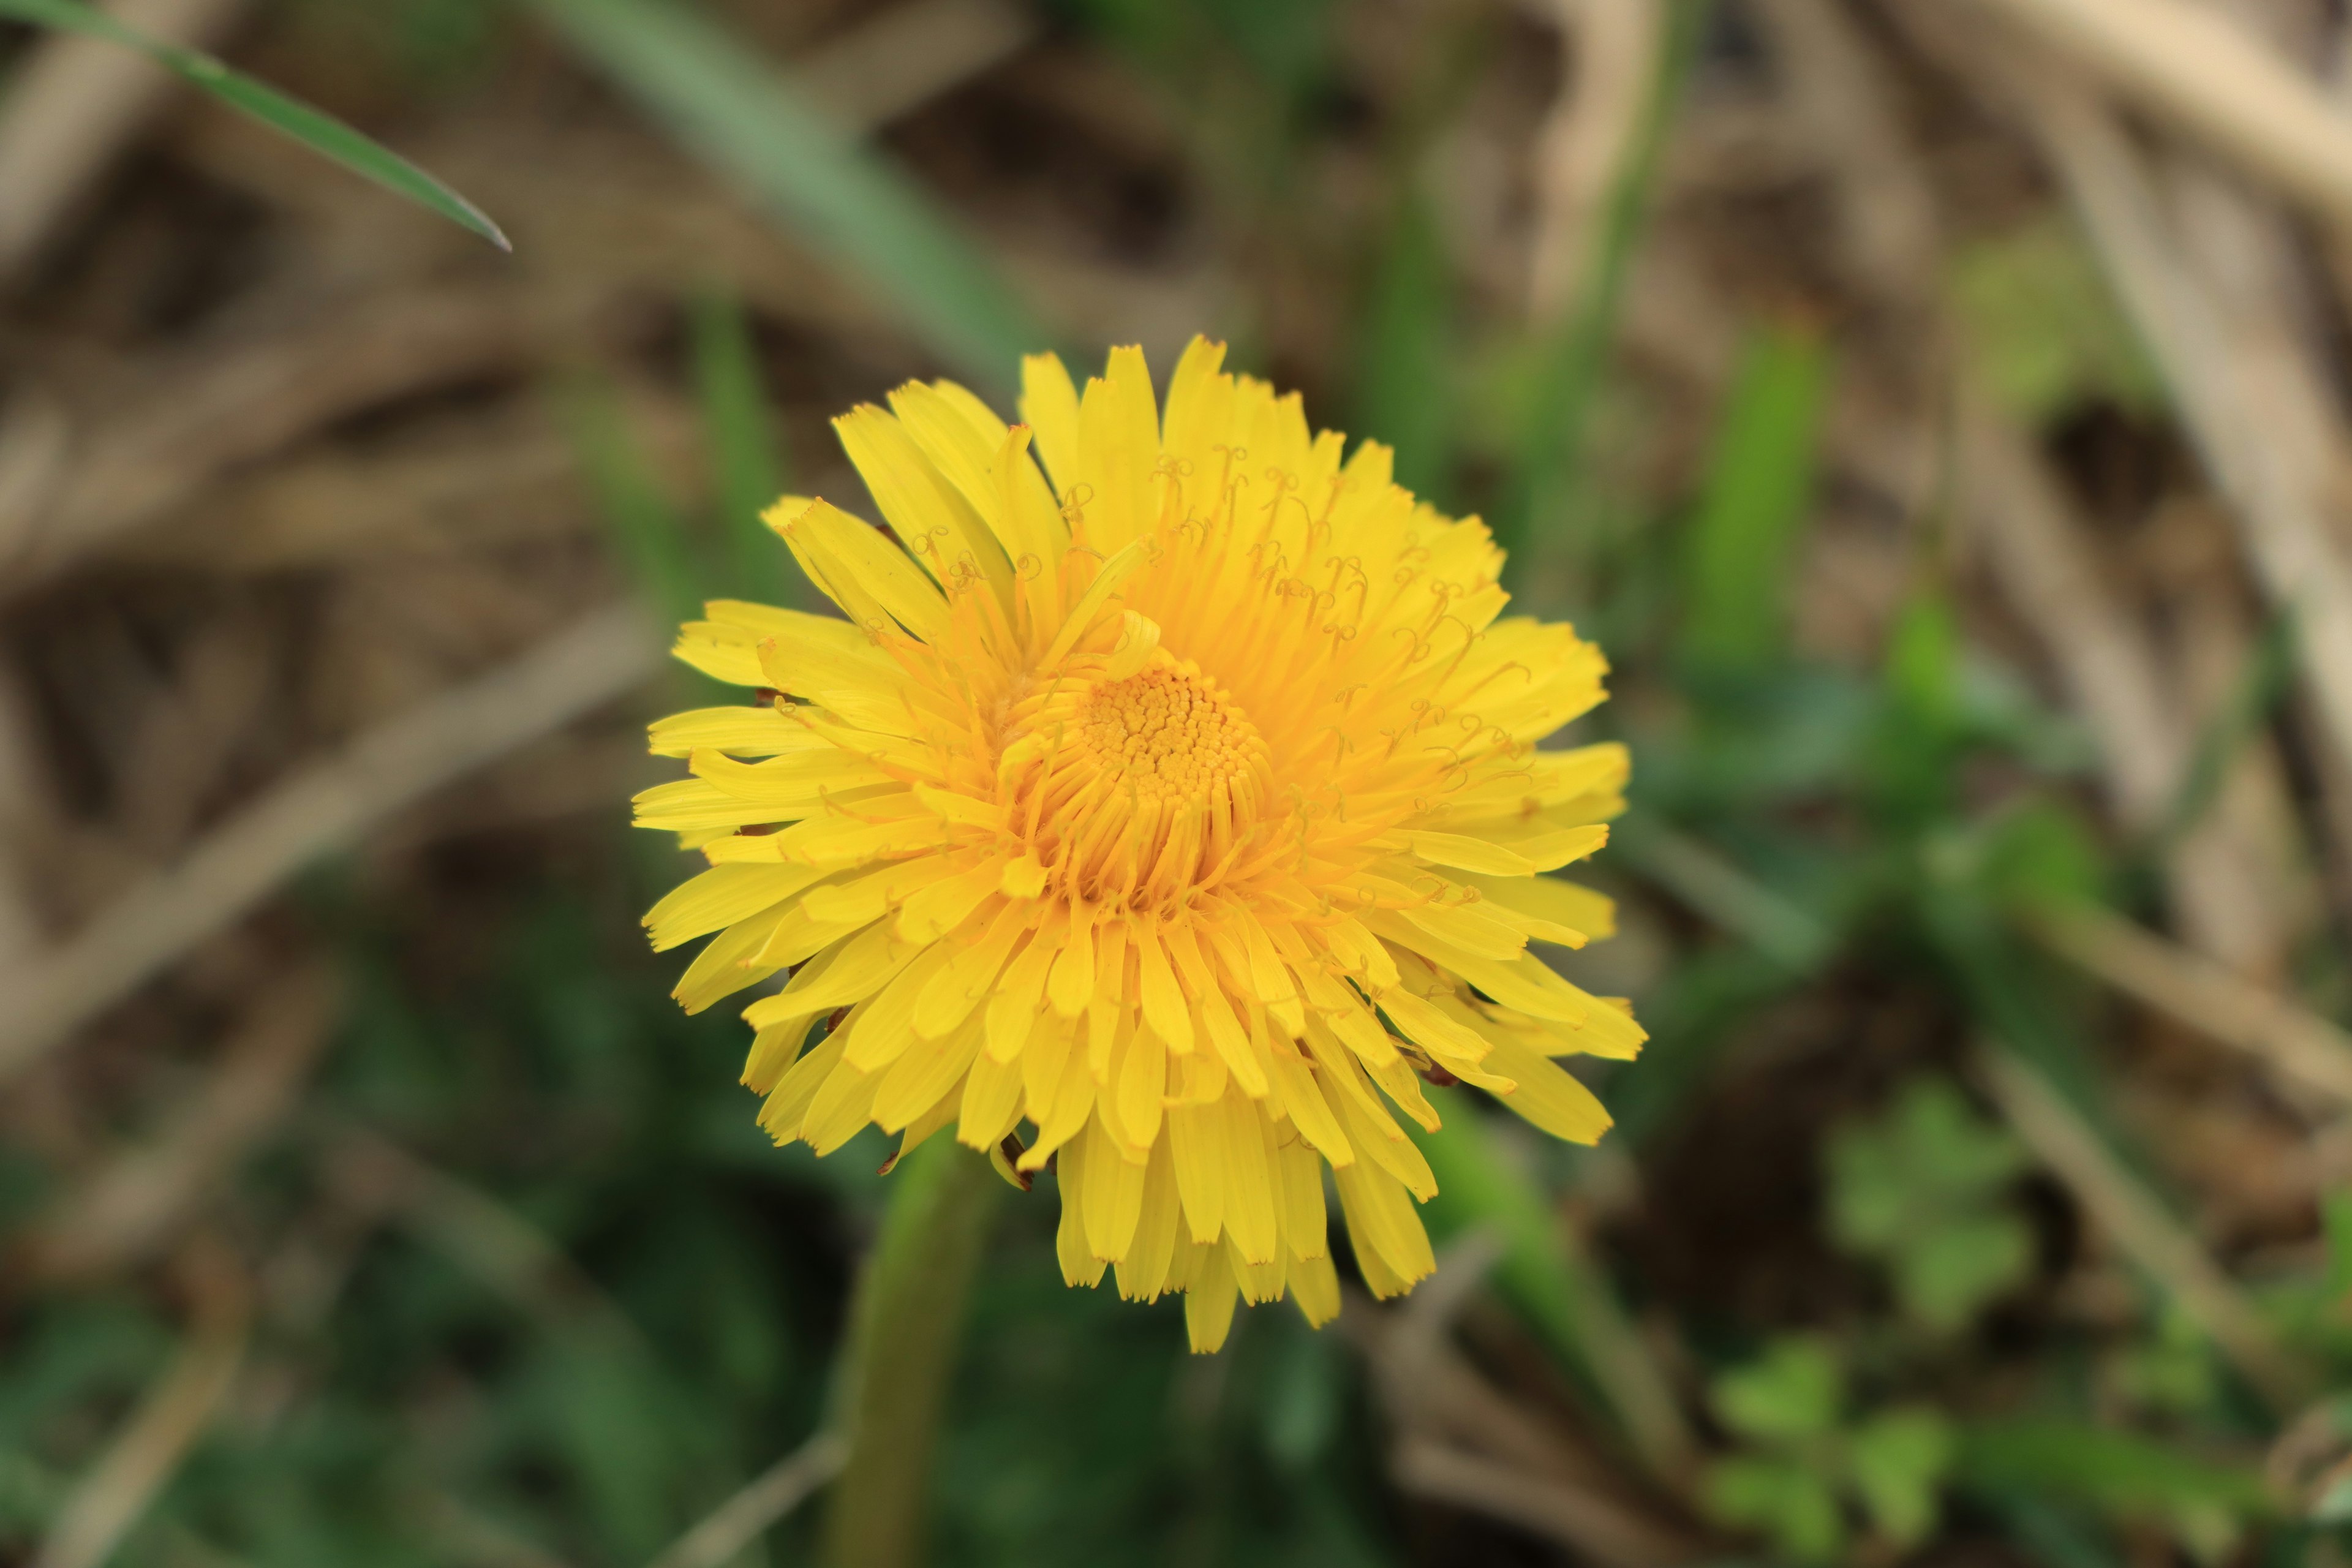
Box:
636;339;1642;1352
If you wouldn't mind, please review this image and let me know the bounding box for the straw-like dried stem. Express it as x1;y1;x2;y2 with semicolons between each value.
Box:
1978;1044;2307;1407
2030;902;2352;1111
0;603;659;1084
32;1236;252;1568
1970;0;2352;228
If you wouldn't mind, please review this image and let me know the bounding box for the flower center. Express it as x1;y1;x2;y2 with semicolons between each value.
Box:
1080;665;1262;801
1000;659;1275;910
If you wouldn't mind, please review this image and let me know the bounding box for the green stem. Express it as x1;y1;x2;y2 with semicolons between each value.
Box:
822;1137;1001;1568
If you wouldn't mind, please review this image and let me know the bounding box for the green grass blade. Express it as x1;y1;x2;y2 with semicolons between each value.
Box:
2149;608;2298;856
1957;1419;2272;1517
557;379;702;631
0;0;508;250
1681;326;1830;672
526;0;1045;390
1350;191;1457;502
689;287;785;533
688;287;813;609
1608;946;1806;1147
1612;814;1838;973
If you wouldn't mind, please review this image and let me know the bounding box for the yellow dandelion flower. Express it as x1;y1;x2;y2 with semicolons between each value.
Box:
635;338;1643;1352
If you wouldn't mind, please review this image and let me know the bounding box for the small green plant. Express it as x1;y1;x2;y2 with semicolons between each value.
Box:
1703;1338;1954;1562
1826;1077;2032;1333
2105;1302;2221;1420
1946;217;2159;423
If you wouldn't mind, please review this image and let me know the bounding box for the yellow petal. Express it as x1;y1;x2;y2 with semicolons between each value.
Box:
1019;351;1082;498
1479;1035;1615;1144
770;497;951;644
647;705;816;758
834;403;1012;602
643;862;824;952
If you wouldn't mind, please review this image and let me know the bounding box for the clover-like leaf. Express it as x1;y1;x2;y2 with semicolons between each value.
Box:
1711;1337;1843;1444
1849;1406;1954;1547
1705;1455;1847;1564
1896;1215;2033;1333
1828;1077;2032;1329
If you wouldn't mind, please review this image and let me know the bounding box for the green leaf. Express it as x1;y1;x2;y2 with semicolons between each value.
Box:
1948;217;2158;423
2150;608;2299;858
1849;1407;1954;1547
526;0;1046;388
2323;1190;2352;1300
688;287;785;538
1895;1217;2033;1332
1956;1419;2274;1519
1832;1079;2027;1232
557;378;701;630
1991;1499;2127;1568
2106;1305;2220;1418
1926;894;2116;1131
0;0;507;250
688;286;812;609
1680;326;1830;673
1412;1109;1592;1374
1864;592;1973;823
2313;1474;2352;1525
1350;190;1456;502
1828;1077;2032;1331
1262;1322;1340;1469
1883;594;1963;734
1711;1337;1843;1444
1705;1455;1847;1563
1979;799;2109;914
528;1337;687;1559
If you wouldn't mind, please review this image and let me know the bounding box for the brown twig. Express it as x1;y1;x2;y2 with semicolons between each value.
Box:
1956;395;2288;973
0;287;539;590
1746;0;1940;298
1774;0;2291;972
424;1492;581;1568
1967;0;2352;228
1348;1237;1702;1568
17;967;339;1283
1990;57;2352;820
0;603;661;1085
0;0;253;285
1528;0;1668;322
2029;903;2352;1110
326;1124;648;1348
794;0;1037;135
115;615;277;855
1976;1043;2308;1408
0;655;55;962
121;394;710;572
32;1235;253;1568
643;1432;848;1568
0;379;69;563
1392;1436;1689;1564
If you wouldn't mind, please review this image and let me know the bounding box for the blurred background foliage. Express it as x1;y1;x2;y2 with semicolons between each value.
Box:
5;0;2352;1564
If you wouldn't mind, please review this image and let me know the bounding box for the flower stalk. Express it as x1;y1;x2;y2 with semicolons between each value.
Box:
822;1137;1001;1568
